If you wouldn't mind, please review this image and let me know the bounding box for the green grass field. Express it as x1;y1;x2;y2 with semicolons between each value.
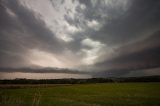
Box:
0;83;160;106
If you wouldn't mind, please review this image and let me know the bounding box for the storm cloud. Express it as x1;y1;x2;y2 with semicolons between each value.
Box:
0;0;65;67
0;0;160;78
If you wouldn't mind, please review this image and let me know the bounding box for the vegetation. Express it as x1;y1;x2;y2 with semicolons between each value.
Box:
0;83;160;106
0;76;160;85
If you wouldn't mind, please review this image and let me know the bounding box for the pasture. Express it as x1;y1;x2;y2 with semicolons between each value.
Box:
0;83;160;106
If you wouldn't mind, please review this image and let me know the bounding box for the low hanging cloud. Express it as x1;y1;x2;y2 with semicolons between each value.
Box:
0;0;160;78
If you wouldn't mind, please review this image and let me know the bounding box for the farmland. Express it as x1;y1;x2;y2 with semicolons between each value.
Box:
0;83;160;106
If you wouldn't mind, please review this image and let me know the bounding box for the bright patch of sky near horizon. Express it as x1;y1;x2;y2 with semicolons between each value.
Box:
0;72;91;79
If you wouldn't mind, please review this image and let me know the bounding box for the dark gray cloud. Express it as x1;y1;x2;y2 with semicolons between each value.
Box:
92;27;160;77
72;0;160;45
66;0;160;77
0;0;160;78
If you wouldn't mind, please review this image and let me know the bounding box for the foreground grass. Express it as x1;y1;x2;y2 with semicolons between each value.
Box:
0;83;160;106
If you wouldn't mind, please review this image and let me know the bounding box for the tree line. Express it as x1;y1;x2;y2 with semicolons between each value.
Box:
0;76;160;84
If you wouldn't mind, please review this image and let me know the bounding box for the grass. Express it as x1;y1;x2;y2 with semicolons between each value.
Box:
0;83;160;106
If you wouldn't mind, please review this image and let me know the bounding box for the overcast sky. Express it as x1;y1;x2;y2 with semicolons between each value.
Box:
0;0;160;79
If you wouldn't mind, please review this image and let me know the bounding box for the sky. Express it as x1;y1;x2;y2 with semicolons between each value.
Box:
0;0;160;79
